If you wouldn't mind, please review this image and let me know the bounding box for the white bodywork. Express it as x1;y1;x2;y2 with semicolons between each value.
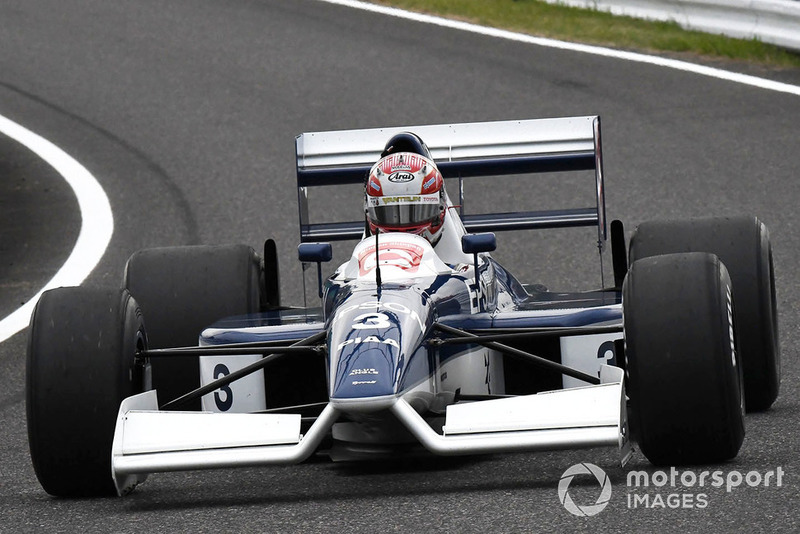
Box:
561;333;624;389
199;354;266;412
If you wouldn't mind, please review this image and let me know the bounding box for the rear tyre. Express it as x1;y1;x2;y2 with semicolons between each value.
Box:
123;245;263;409
629;216;779;411
27;287;147;497
623;252;744;465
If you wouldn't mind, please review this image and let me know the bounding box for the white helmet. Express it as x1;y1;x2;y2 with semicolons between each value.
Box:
365;133;446;245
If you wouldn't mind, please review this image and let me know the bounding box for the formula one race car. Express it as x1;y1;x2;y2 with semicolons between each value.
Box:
26;116;780;497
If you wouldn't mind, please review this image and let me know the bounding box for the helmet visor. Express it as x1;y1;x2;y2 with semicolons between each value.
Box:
366;194;440;228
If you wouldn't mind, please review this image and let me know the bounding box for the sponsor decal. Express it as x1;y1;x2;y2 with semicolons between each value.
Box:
337;336;399;353
388;171;415;183
375;194;439;205
349;368;379;376
358;241;424;276
380;195;421;204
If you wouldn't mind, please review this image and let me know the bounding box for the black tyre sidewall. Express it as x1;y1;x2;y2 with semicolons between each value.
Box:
624;253;744;465
26;287;146;497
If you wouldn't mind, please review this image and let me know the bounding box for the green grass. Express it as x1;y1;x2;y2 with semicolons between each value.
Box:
369;0;800;68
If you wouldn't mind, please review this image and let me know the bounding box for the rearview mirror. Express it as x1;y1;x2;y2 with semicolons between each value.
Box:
298;243;333;263
298;243;332;299
461;233;496;254
462;233;496;290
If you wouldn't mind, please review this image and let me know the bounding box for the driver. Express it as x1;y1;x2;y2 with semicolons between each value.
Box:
364;133;447;246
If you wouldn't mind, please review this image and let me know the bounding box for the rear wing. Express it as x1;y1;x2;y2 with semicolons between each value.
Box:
295;116;606;248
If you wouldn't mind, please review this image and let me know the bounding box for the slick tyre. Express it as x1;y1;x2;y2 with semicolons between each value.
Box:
629;216;779;411
623;253;745;465
123;245;263;409
26;287;147;497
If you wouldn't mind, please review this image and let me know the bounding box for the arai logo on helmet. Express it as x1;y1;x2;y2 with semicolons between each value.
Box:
388;171;415;183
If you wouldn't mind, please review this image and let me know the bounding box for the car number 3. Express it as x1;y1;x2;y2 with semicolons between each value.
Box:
351;312;391;330
214;363;233;411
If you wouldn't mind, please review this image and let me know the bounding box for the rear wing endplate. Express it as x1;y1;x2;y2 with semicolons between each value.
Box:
295;116;606;247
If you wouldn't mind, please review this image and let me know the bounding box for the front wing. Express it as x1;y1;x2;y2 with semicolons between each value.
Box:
111;366;629;495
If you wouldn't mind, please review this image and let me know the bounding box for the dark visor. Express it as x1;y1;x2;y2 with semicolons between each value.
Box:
366;203;440;227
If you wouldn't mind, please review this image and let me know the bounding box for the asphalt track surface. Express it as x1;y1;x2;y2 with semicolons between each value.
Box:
1;1;799;532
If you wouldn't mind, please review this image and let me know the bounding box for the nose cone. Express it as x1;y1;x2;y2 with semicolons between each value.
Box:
331;337;402;400
326;287;432;405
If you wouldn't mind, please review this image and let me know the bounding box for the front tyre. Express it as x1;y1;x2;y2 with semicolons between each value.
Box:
26;288;147;497
623;252;744;465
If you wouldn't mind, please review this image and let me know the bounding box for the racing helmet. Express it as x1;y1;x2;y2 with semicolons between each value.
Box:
365;133;446;245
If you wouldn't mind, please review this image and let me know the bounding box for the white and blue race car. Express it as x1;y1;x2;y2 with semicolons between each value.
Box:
26;116;780;497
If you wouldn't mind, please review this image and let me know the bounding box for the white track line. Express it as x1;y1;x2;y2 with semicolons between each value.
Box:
0;114;113;343
319;0;800;97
